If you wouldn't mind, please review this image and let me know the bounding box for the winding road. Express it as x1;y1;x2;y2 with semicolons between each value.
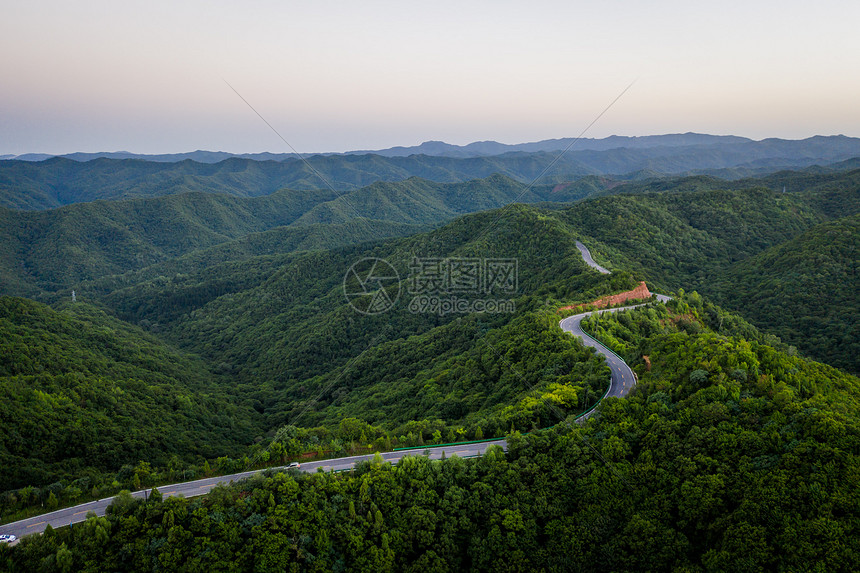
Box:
560;296;671;420
0;240;667;542
563;241;671;417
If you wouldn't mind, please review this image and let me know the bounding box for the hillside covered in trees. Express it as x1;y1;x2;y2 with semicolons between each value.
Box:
1;171;856;486
2;135;859;209
2;293;857;571
0;173;590;295
0;163;857;570
710;214;858;373
0;297;263;490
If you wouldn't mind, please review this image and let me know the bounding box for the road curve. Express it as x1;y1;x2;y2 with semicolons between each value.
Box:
563;310;635;419
562;298;669;420
567;238;669;419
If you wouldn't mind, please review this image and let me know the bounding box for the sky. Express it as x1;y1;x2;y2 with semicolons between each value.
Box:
2;0;859;155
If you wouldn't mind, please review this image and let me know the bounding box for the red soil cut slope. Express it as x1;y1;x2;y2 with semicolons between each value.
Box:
559;281;652;312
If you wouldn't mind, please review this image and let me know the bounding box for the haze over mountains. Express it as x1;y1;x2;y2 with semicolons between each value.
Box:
4;132;859;164
1;133;754;162
3;134;860;211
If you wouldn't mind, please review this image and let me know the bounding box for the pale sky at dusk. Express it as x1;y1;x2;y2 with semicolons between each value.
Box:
2;0;859;155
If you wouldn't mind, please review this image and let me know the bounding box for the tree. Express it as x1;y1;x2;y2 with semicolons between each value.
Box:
64;486;82;504
55;543;74;573
46;491;58;511
690;369;709;386
107;490;136;517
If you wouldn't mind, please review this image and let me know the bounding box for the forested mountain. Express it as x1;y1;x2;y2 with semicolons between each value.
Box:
586;165;860;203
552;187;824;288
3;173;853;427
1;169;854;402
711;215;859;372
73;184;849;436
4;165;856;299
0;187;337;294
3;135;859;209
0;174;563;295
542;174;859;372
96;206;640;433
0;162;857;570
0;297;263;489
0;188;642;491
3;293;857;571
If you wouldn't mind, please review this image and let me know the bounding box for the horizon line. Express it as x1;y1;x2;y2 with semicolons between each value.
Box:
2;132;857;160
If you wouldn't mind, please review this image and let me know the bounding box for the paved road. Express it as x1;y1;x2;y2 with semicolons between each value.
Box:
568;238;670;418
576;240;611;274
0;440;506;540
0;241;668;542
562;295;672;420
561;307;637;419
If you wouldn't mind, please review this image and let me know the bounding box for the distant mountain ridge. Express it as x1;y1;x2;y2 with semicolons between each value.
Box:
342;133;753;157
3;135;860;210
5;133;857;162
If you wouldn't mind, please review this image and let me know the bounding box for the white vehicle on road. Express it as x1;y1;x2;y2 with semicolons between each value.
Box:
0;534;16;543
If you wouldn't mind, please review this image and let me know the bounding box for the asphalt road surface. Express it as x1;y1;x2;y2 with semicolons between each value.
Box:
575;240;611;274
561;307;637;416
0;439;506;540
